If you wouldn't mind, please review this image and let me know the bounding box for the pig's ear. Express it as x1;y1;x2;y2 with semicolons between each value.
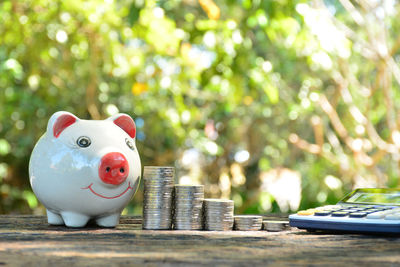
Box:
108;113;136;139
47;111;79;138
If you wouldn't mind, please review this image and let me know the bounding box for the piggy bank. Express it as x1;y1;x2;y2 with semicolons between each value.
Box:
29;111;141;227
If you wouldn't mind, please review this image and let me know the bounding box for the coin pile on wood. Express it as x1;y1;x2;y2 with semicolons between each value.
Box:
142;166;175;230
234;215;263;231
141;166;289;232
173;185;204;230
262;220;290;232
203;199;234;231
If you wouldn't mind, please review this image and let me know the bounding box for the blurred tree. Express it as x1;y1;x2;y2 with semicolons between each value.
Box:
0;0;399;215
289;0;400;207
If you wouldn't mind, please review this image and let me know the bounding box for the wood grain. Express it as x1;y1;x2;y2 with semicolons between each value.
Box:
0;215;399;266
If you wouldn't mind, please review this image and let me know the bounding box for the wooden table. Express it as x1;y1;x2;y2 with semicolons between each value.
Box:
1;215;400;266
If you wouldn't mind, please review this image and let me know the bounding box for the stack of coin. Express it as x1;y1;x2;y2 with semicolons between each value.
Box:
173;185;204;230
142;166;175;230
262;220;290;232
233;215;263;231
203;199;234;231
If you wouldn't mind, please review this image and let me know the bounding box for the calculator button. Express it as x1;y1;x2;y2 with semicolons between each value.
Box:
385;214;400;220
331;212;348;217
340;209;359;213
365;209;381;213
314;211;331;216
349;212;367;218
307;208;326;213
322;206;343;211
316;207;327;211
297;210;315;216
362;206;375;210
324;205;342;209
352;208;367;212
325;208;342;211
377;207;391;210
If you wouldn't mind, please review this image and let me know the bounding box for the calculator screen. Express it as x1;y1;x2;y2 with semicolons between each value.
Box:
340;188;400;205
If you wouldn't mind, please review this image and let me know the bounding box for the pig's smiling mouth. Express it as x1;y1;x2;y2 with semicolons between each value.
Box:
81;182;133;199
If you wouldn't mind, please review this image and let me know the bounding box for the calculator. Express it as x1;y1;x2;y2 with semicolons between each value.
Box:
289;188;400;234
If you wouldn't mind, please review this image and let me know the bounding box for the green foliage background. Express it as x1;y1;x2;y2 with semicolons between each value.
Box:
1;0;400;215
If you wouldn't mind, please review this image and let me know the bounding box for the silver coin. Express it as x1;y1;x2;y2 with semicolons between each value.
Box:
203;198;234;231
172;185;204;230
142;166;175;230
262;221;290;232
233;215;263;231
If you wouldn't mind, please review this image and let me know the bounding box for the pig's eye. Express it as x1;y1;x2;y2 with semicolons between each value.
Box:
77;136;91;148
125;138;135;151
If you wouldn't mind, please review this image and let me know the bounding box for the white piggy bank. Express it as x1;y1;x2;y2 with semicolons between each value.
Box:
29;111;141;227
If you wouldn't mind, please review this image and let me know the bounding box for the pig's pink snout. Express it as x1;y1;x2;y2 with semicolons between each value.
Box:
99;152;129;185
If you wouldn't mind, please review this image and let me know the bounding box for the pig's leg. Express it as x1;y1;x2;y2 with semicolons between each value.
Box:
96;213;120;227
46;209;64;225
60;211;90;228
